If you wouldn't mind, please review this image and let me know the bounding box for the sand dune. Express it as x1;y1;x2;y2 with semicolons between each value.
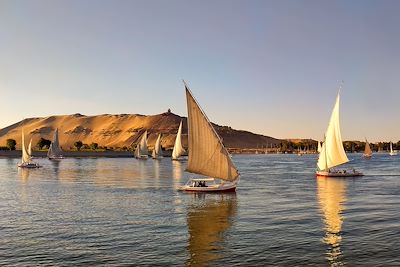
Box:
0;112;280;150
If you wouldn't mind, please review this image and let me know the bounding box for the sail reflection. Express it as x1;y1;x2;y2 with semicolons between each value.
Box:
186;193;237;266
18;168;30;182
317;177;347;266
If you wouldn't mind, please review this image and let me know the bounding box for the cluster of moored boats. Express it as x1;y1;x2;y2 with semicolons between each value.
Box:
15;81;397;192
133;120;186;160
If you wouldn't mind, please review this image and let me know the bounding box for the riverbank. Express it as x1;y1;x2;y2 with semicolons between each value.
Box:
0;150;135;158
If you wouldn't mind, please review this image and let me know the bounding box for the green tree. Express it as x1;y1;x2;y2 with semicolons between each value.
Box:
74;141;83;151
37;138;51;150
90;142;98;150
6;139;16;150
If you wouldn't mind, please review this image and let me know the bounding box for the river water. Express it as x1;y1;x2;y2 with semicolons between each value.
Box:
0;154;399;266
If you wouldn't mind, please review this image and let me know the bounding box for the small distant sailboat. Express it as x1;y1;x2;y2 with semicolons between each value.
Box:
172;120;186;160
152;134;163;159
178;81;240;192
389;142;397;156
317;141;322;153
135;131;149;159
363;139;372;159
316;91;363;177
48;128;64;160
18;130;41;168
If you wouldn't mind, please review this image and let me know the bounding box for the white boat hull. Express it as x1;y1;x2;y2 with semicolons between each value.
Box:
48;156;64;160
316;169;363;177
178;178;237;192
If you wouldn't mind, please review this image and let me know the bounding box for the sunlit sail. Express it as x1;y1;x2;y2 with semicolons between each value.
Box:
317;141;322;153
178;81;240;192
18;130;41;168
389;141;397;156
316;90;362;177
172;120;186;160
152;133;163;159
363;139;372;159
135;131;149;159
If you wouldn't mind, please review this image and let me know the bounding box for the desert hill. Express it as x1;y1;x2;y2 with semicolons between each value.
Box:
0;111;281;150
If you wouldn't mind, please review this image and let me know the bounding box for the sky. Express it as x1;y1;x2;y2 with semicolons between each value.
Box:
0;0;399;142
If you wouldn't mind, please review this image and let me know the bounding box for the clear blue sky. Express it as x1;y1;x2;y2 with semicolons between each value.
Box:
0;0;399;142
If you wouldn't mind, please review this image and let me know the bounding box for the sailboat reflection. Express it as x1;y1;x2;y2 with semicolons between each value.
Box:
317;177;347;266
186;193;237;266
18;167;31;182
50;159;61;178
172;160;184;189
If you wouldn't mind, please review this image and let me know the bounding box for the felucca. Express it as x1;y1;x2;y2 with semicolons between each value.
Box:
363;139;372;159
172;120;186;160
152;134;163;159
389;142;397;156
178;81;240;192
135;131;148;159
48;128;64;160
316;92;363;177
18;130;41;168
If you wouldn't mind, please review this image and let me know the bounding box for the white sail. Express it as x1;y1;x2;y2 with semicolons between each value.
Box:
364;139;372;156
21;131;30;164
185;84;239;182
317;141;322;153
47;143;53;158
48;128;63;158
134;143;141;158
172;120;186;160
28;138;32;157
317;92;349;171
152;134;163;158
139;131;148;156
389;141;397;155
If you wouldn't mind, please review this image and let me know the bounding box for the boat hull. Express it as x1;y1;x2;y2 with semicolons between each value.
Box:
316;170;363;177
48;156;64;160
178;184;236;193
178;177;238;193
18;162;42;168
363;154;372;159
135;155;148;160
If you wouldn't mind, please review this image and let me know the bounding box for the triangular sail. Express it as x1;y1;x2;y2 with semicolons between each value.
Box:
390;142;393;153
317;93;349;170
317;141;322;153
172;121;186;160
47;143;53;158
364;139;372;156
134;143;141;158
152;134;162;158
48;128;63;158
139;131;148;156
21;131;30;164
185;84;239;182
28;138;32;157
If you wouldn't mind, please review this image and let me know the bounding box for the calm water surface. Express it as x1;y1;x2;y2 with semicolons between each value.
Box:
0;154;399;266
